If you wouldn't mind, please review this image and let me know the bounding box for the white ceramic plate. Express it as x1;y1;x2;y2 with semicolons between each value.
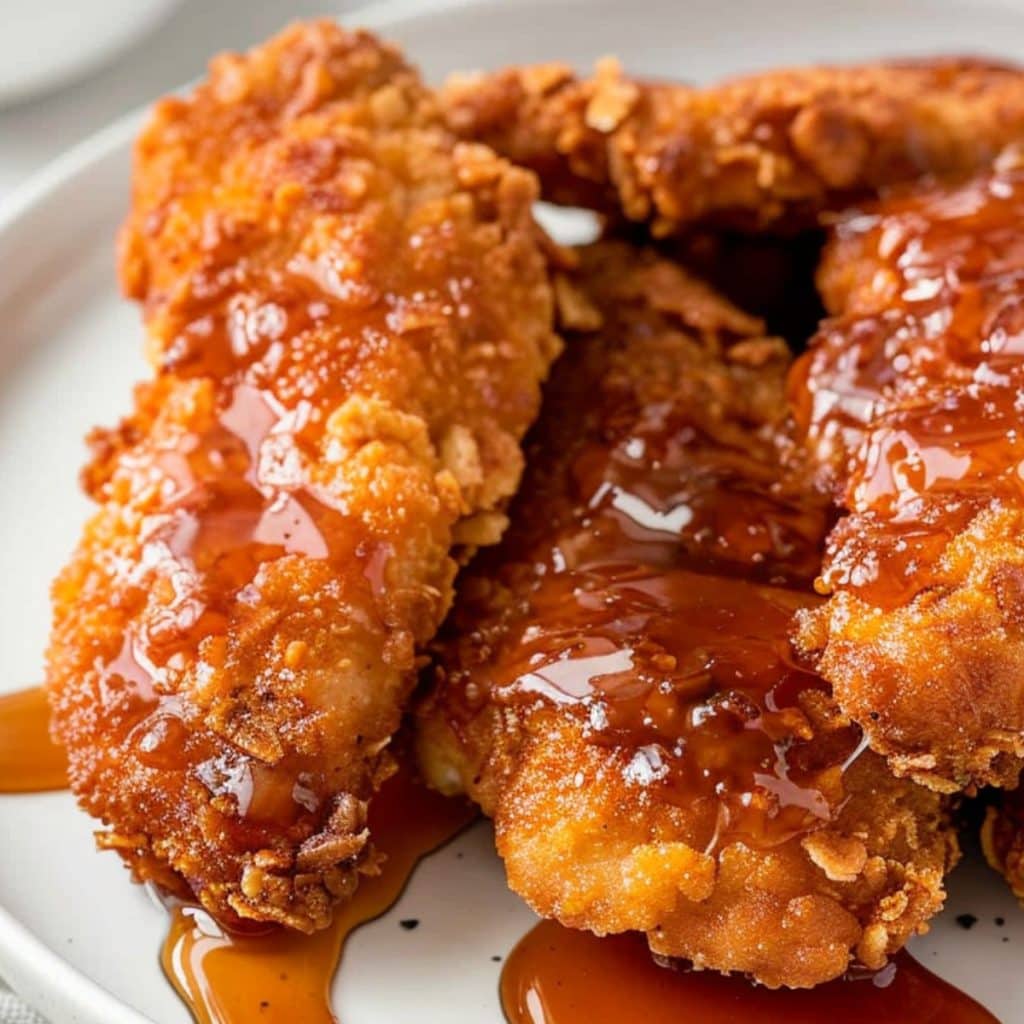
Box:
0;0;184;107
3;0;1024;1020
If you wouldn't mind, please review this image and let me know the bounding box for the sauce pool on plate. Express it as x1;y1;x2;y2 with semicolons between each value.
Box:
501;919;999;1024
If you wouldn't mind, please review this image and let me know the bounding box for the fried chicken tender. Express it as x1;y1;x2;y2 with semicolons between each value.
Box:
46;21;559;931
416;242;956;988
441;58;1024;233
792;150;1024;791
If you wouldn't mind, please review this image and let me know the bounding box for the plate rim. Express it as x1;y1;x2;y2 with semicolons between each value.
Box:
2;0;1024;1019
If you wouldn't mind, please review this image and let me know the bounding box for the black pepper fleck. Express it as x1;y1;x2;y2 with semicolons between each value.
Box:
956;913;978;930
996;916;1006;926
400;919;420;931
491;955;502;962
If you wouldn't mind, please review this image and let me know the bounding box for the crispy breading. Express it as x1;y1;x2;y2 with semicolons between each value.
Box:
416;242;956;988
792;151;1024;791
46;21;559;931
441;58;1024;233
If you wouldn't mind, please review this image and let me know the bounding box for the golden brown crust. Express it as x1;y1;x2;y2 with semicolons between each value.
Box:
418;701;954;988
47;21;559;931
797;510;1024;791
442;58;1024;233
416;241;956;988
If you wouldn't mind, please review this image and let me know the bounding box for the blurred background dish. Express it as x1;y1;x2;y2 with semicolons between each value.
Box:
0;0;184;106
0;0;348;199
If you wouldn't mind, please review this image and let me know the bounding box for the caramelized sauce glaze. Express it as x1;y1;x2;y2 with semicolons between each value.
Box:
791;158;1024;607
0;687;68;792
479;567;851;850
67;228;510;911
501;919;999;1024
83;377;365;848
438;253;853;854
161;761;474;1024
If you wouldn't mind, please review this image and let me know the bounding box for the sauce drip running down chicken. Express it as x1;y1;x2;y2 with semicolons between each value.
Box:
0;687;68;793
160;761;474;1024
45;20;559;933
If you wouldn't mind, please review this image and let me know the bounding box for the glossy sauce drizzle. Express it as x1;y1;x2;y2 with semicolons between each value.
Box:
481;566;853;850
67;370;401;920
790;157;1024;607
501;920;998;1024
161;762;474;1024
56;158;527;924
439;265;850;852
0;687;68;792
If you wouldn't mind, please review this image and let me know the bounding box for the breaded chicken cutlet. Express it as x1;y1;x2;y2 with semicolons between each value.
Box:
791;151;1024;791
46;21;560;931
416;242;957;988
441;58;1024;233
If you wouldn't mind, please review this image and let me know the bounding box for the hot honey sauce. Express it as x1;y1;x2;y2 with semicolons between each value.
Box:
434;244;859;860
791;155;1024;609
781;149;1024;794
425;243;957;994
0;686;68;793
0;683;473;1020
501;920;998;1024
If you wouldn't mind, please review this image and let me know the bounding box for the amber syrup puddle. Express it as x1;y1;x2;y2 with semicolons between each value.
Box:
160;763;475;1024
500;920;999;1024
0;686;68;792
